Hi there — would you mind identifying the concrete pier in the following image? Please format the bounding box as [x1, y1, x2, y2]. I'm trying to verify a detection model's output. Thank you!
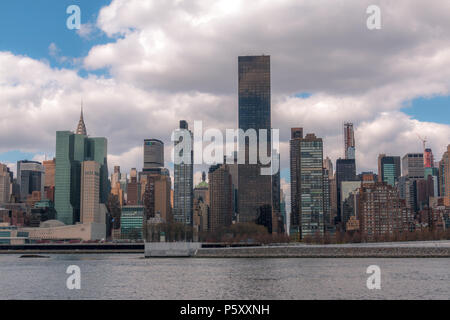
[144, 242, 201, 257]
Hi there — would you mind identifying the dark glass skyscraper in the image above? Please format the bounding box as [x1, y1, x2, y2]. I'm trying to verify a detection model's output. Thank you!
[237, 55, 272, 224]
[378, 155, 401, 187]
[335, 158, 357, 223]
[16, 160, 44, 201]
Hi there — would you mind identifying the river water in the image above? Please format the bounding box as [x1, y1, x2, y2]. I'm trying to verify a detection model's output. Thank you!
[0, 254, 448, 299]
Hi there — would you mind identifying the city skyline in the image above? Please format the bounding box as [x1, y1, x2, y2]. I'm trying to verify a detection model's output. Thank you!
[1, 0, 450, 189]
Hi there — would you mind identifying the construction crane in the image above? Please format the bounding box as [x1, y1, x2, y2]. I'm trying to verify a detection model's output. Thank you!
[417, 134, 427, 151]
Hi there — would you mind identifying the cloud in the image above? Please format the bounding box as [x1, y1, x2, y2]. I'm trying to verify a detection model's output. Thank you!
[1, 0, 450, 214]
[76, 23, 97, 39]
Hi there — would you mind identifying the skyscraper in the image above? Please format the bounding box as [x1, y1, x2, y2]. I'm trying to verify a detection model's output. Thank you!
[127, 168, 139, 205]
[290, 128, 303, 233]
[323, 157, 333, 179]
[144, 139, 164, 169]
[377, 155, 401, 187]
[80, 161, 101, 223]
[424, 148, 434, 168]
[54, 110, 109, 225]
[335, 158, 357, 223]
[76, 107, 87, 135]
[400, 153, 424, 212]
[208, 163, 233, 232]
[402, 153, 424, 179]
[443, 145, 450, 207]
[173, 120, 193, 225]
[238, 55, 272, 224]
[141, 168, 172, 223]
[0, 163, 11, 204]
[111, 166, 121, 187]
[290, 130, 324, 239]
[344, 122, 355, 160]
[43, 159, 56, 202]
[16, 160, 45, 202]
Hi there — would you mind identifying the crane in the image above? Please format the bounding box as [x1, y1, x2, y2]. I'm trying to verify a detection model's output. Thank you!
[417, 134, 427, 151]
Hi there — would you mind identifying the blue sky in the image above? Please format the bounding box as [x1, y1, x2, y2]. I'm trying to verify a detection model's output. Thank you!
[402, 96, 450, 125]
[0, 0, 112, 165]
[0, 0, 449, 178]
[0, 0, 112, 70]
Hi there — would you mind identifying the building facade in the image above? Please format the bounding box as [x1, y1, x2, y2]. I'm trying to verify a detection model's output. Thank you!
[344, 122, 355, 160]
[290, 130, 324, 239]
[0, 164, 11, 204]
[208, 164, 233, 232]
[237, 55, 273, 224]
[173, 120, 194, 225]
[335, 158, 357, 223]
[358, 183, 411, 240]
[144, 139, 164, 169]
[17, 160, 45, 202]
[121, 205, 144, 239]
[80, 161, 101, 224]
[54, 111, 109, 225]
[378, 155, 401, 187]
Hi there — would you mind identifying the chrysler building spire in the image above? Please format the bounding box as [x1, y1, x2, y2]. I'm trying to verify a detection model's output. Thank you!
[76, 101, 87, 135]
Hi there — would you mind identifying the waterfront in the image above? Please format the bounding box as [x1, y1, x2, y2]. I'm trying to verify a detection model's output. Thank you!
[0, 254, 449, 300]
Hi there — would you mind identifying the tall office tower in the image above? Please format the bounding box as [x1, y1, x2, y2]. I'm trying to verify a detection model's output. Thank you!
[290, 130, 324, 239]
[402, 153, 424, 179]
[416, 177, 435, 210]
[401, 153, 424, 212]
[173, 120, 194, 225]
[43, 159, 55, 202]
[344, 122, 355, 160]
[358, 183, 411, 241]
[377, 155, 401, 187]
[127, 168, 139, 205]
[323, 156, 333, 179]
[329, 175, 338, 226]
[335, 158, 357, 223]
[141, 168, 172, 222]
[238, 55, 273, 224]
[323, 167, 332, 232]
[55, 111, 109, 225]
[280, 190, 287, 232]
[16, 160, 45, 202]
[424, 161, 440, 200]
[290, 128, 303, 235]
[443, 145, 450, 207]
[111, 166, 121, 187]
[272, 150, 282, 233]
[208, 163, 233, 232]
[0, 164, 11, 204]
[80, 161, 101, 223]
[144, 139, 164, 169]
[424, 148, 434, 168]
[227, 152, 238, 221]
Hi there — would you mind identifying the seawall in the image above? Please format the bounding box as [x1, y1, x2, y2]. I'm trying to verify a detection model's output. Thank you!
[195, 245, 450, 258]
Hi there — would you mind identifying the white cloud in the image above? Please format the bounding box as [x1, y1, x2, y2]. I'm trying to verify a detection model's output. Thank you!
[76, 23, 97, 39]
[1, 0, 450, 192]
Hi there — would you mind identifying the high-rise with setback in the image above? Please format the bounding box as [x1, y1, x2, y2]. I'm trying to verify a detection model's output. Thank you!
[55, 108, 109, 225]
